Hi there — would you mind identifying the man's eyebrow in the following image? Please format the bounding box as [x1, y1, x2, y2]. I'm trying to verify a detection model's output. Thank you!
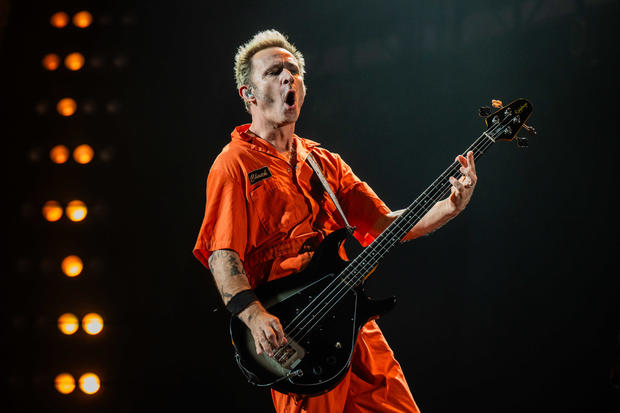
[284, 61, 299, 70]
[263, 63, 281, 73]
[263, 60, 299, 74]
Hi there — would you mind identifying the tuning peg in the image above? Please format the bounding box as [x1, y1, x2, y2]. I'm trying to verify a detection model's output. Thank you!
[480, 99, 503, 116]
[522, 124, 537, 136]
[479, 106, 491, 117]
[515, 137, 528, 148]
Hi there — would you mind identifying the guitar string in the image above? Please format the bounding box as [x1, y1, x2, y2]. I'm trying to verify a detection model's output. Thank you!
[272, 113, 514, 359]
[272, 115, 509, 359]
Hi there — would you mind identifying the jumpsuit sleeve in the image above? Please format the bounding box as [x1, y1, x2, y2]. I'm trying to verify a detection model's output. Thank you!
[193, 167, 248, 269]
[333, 154, 391, 247]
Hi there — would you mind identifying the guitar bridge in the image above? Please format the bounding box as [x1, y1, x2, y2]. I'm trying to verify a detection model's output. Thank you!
[274, 339, 306, 370]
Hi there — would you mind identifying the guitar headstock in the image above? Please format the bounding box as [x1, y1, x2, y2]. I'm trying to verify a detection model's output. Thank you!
[479, 98, 535, 147]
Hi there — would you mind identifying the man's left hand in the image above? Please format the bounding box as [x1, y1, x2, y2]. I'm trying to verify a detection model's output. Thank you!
[448, 150, 477, 213]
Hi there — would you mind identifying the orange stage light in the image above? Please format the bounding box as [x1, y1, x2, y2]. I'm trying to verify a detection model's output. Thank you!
[78, 373, 100, 394]
[73, 144, 94, 164]
[66, 200, 87, 222]
[65, 52, 85, 71]
[50, 145, 70, 164]
[61, 255, 83, 277]
[57, 98, 77, 117]
[42, 54, 60, 70]
[42, 201, 63, 222]
[57, 313, 79, 335]
[55, 373, 76, 394]
[82, 313, 104, 335]
[73, 11, 93, 28]
[50, 12, 69, 28]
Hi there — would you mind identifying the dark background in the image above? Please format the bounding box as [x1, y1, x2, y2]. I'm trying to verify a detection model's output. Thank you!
[2, 1, 619, 412]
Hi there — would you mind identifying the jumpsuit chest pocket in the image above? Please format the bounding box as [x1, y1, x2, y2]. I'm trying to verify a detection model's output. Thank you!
[249, 178, 307, 235]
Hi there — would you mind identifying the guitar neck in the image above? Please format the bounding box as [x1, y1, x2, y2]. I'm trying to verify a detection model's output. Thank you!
[342, 133, 494, 284]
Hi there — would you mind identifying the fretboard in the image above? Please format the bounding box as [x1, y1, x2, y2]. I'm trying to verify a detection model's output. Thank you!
[340, 133, 494, 286]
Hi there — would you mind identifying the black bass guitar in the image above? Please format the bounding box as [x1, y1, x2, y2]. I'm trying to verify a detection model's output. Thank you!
[230, 98, 535, 395]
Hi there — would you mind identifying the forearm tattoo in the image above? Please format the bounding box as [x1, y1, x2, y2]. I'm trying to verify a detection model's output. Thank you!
[208, 250, 248, 303]
[208, 250, 246, 277]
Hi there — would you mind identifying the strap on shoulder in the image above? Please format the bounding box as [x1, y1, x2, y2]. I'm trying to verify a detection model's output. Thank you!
[306, 153, 354, 234]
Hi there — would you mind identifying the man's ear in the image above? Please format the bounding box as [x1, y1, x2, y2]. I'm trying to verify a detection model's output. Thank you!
[240, 86, 255, 102]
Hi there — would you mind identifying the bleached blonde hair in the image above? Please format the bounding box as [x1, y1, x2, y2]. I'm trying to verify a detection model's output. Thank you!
[234, 30, 306, 112]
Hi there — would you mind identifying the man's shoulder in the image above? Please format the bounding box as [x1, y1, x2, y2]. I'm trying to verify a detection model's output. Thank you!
[209, 139, 270, 181]
[211, 141, 244, 168]
[294, 135, 332, 157]
[297, 135, 321, 148]
[307, 142, 343, 164]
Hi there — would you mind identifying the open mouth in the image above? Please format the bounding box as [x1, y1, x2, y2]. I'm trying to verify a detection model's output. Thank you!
[284, 90, 296, 108]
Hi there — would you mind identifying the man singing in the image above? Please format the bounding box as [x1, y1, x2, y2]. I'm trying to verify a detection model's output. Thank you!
[193, 29, 477, 413]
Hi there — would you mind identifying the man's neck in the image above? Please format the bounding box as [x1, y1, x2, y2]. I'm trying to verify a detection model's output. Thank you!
[248, 118, 295, 153]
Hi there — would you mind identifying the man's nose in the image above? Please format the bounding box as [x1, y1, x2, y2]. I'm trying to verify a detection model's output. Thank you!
[280, 69, 294, 85]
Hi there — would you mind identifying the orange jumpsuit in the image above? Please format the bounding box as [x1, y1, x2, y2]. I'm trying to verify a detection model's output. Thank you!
[193, 124, 420, 413]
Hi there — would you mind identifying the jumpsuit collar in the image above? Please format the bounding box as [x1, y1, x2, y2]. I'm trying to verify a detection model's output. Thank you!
[231, 124, 321, 160]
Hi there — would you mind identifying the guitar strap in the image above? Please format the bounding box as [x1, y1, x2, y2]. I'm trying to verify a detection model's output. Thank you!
[306, 152, 355, 234]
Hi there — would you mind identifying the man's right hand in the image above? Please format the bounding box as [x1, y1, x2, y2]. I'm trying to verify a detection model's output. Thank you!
[207, 249, 287, 357]
[238, 301, 287, 357]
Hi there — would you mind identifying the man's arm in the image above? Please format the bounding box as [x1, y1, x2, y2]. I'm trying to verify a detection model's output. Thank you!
[372, 151, 478, 240]
[208, 249, 286, 357]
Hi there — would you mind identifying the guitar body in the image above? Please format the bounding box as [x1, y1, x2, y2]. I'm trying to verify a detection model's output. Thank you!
[230, 228, 396, 396]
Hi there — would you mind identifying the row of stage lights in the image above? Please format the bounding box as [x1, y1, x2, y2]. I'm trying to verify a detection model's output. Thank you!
[46, 9, 101, 398]
[50, 10, 137, 28]
[43, 52, 85, 71]
[42, 52, 128, 71]
[58, 313, 103, 335]
[50, 11, 92, 29]
[49, 144, 94, 164]
[18, 255, 89, 277]
[36, 97, 121, 116]
[43, 200, 87, 222]
[55, 372, 100, 395]
[28, 143, 115, 167]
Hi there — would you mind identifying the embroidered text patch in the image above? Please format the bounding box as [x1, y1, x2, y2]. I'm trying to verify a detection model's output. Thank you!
[248, 166, 272, 185]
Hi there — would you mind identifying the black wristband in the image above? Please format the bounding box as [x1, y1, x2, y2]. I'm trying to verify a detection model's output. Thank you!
[226, 289, 258, 316]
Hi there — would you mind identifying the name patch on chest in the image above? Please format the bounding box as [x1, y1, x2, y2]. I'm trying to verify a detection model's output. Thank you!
[248, 166, 272, 185]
